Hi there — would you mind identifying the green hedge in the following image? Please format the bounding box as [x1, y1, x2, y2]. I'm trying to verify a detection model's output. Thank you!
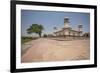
[21, 37, 37, 44]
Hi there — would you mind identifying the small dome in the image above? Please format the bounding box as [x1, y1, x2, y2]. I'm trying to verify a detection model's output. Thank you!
[64, 17, 69, 19]
[78, 24, 83, 28]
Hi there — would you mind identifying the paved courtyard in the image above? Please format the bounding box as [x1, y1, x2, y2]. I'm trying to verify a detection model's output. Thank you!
[21, 38, 90, 63]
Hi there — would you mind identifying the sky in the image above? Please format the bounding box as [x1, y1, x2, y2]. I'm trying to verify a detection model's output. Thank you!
[21, 10, 90, 37]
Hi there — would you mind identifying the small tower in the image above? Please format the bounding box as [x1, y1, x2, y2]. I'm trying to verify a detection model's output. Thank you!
[64, 17, 70, 28]
[78, 24, 83, 36]
[78, 24, 83, 31]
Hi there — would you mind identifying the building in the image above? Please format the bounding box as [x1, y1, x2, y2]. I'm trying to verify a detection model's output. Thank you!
[54, 17, 83, 38]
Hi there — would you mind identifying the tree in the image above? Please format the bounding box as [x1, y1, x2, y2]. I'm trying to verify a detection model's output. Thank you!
[54, 27, 57, 30]
[27, 24, 44, 37]
[43, 34, 47, 37]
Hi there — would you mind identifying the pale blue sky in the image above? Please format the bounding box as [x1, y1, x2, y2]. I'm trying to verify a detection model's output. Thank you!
[21, 10, 90, 37]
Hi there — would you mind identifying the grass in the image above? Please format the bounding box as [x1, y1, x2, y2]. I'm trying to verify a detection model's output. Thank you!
[21, 37, 38, 44]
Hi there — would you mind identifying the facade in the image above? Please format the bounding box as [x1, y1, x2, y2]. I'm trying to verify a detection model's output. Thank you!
[54, 17, 83, 37]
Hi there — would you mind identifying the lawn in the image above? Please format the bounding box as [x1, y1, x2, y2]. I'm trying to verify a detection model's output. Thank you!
[21, 37, 37, 44]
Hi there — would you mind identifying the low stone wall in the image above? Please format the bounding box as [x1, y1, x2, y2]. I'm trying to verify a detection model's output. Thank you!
[47, 36, 90, 41]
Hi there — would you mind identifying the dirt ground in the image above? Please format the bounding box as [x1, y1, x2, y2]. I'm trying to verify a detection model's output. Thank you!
[21, 38, 90, 63]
